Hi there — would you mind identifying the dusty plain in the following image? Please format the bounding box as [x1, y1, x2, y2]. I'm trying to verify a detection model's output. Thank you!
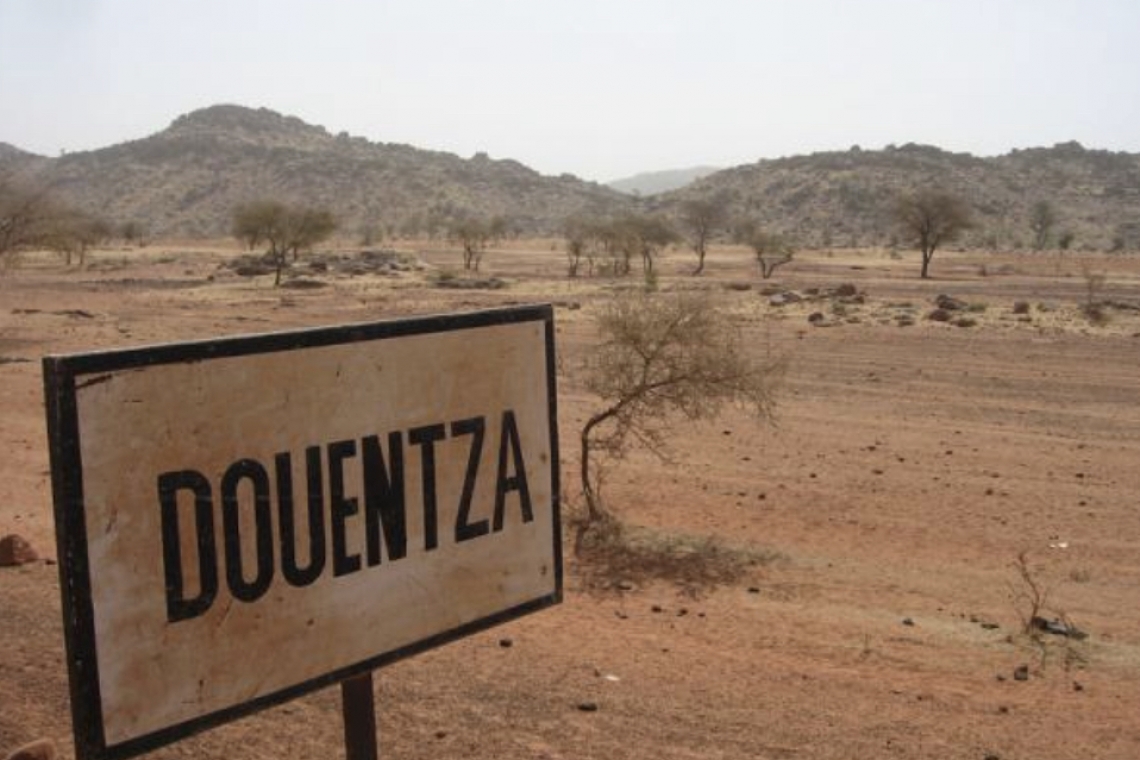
[2, 241, 1140, 760]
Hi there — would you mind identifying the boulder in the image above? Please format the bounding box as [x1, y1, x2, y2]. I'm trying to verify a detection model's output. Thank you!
[0, 535, 38, 567]
[934, 294, 967, 311]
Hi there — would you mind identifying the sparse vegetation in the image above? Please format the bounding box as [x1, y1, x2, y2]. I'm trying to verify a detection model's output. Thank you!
[448, 215, 506, 272]
[679, 194, 730, 275]
[1030, 200, 1057, 251]
[894, 189, 973, 279]
[231, 200, 336, 286]
[578, 291, 781, 526]
[733, 219, 794, 278]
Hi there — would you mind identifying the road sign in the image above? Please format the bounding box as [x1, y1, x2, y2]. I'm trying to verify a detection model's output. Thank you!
[44, 305, 561, 760]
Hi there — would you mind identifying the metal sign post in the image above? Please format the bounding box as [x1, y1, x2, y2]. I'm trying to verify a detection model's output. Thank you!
[341, 674, 378, 760]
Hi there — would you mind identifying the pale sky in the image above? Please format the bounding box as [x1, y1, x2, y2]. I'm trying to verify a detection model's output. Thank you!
[1, 0, 1137, 183]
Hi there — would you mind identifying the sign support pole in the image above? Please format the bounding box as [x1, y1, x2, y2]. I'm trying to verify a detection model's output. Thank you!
[341, 673, 379, 760]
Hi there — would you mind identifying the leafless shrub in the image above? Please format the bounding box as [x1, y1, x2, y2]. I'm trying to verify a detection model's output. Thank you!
[578, 291, 782, 527]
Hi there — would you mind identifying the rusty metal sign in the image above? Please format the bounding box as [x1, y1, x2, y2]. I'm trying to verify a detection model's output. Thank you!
[44, 305, 561, 760]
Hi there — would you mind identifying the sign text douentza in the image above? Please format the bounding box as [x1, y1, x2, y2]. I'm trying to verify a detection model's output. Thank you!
[44, 307, 561, 760]
[160, 410, 534, 622]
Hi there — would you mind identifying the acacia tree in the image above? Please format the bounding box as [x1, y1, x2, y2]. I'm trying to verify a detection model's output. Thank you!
[1, 176, 109, 268]
[0, 176, 56, 266]
[733, 219, 794, 278]
[894, 190, 972, 278]
[613, 213, 676, 275]
[44, 211, 112, 266]
[448, 216, 505, 271]
[680, 194, 729, 275]
[579, 292, 781, 524]
[563, 215, 598, 277]
[1029, 200, 1057, 251]
[232, 200, 336, 285]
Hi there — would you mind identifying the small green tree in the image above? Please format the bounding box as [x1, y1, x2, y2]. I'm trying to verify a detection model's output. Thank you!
[680, 194, 730, 275]
[894, 190, 972, 279]
[563, 215, 598, 277]
[0, 176, 56, 267]
[44, 211, 112, 266]
[232, 201, 336, 285]
[448, 216, 498, 271]
[613, 213, 676, 275]
[733, 219, 794, 278]
[1029, 200, 1057, 251]
[579, 292, 781, 524]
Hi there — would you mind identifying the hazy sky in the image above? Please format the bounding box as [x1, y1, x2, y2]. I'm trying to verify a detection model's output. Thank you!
[1, 0, 1137, 182]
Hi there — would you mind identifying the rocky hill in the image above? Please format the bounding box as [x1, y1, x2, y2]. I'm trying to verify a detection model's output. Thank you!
[2, 107, 1137, 251]
[652, 142, 1140, 251]
[0, 105, 630, 238]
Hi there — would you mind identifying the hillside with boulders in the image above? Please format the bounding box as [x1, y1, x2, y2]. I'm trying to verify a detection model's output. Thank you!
[653, 142, 1140, 251]
[0, 105, 631, 239]
[2, 106, 1138, 250]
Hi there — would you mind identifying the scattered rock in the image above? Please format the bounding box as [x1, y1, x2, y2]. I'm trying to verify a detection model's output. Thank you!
[833, 283, 858, 298]
[953, 317, 977, 328]
[768, 291, 802, 306]
[1013, 664, 1030, 682]
[747, 587, 761, 594]
[3, 739, 56, 760]
[1012, 301, 1030, 315]
[576, 701, 599, 713]
[280, 277, 327, 289]
[807, 312, 825, 324]
[934, 294, 967, 311]
[498, 638, 513, 648]
[901, 617, 915, 627]
[927, 308, 952, 322]
[651, 605, 664, 613]
[1030, 616, 1088, 640]
[616, 580, 636, 591]
[0, 534, 38, 567]
[434, 275, 508, 290]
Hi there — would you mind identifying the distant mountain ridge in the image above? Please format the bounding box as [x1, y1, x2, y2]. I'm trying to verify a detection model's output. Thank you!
[1, 104, 630, 238]
[608, 166, 721, 196]
[2, 106, 1137, 250]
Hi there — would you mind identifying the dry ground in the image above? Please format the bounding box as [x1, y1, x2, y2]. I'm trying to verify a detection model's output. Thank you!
[3, 241, 1140, 760]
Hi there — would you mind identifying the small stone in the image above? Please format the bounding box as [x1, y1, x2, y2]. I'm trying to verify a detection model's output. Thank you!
[434, 730, 448, 740]
[651, 605, 663, 613]
[576, 701, 599, 712]
[1073, 681, 1084, 692]
[498, 638, 513, 648]
[901, 618, 915, 627]
[0, 534, 39, 567]
[4, 739, 56, 760]
[747, 587, 761, 594]
[616, 580, 635, 591]
[1013, 664, 1030, 681]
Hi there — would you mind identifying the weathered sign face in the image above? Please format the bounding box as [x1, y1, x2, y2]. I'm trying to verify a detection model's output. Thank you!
[44, 306, 561, 760]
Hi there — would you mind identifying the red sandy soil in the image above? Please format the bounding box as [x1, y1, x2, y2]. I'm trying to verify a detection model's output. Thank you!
[2, 242, 1140, 760]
